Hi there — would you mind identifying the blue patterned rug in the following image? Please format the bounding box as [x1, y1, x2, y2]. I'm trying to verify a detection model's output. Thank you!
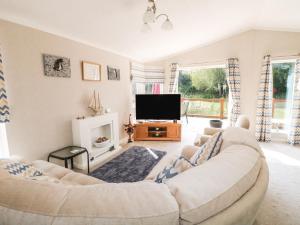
[90, 146, 166, 183]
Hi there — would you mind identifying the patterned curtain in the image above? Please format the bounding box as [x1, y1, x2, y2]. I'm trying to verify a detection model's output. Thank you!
[168, 63, 179, 94]
[0, 50, 9, 123]
[226, 58, 241, 126]
[288, 59, 300, 144]
[255, 55, 272, 142]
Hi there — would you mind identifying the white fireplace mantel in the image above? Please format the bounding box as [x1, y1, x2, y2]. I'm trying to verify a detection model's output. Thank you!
[72, 112, 120, 169]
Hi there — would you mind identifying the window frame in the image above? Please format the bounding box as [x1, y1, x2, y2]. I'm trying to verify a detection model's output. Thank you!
[271, 58, 296, 135]
[0, 123, 9, 159]
[178, 63, 229, 119]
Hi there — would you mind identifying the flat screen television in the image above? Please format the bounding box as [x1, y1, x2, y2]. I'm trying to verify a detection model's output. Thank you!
[135, 94, 181, 120]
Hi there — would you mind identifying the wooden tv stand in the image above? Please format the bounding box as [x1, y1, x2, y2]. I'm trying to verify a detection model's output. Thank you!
[134, 122, 181, 141]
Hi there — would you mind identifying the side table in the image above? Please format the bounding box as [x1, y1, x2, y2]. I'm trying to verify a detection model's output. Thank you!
[48, 146, 90, 174]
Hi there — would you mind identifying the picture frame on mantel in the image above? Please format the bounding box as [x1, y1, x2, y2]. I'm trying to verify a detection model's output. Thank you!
[82, 61, 101, 81]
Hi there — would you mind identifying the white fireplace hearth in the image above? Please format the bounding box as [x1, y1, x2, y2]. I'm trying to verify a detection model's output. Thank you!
[72, 113, 120, 170]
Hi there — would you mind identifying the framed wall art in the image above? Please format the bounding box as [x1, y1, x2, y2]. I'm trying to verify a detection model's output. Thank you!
[43, 54, 71, 78]
[107, 66, 120, 81]
[82, 61, 101, 81]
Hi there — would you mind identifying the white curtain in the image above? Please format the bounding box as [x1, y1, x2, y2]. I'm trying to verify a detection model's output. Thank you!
[0, 124, 9, 158]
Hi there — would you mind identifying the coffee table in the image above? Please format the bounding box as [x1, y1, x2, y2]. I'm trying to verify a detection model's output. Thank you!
[48, 146, 90, 173]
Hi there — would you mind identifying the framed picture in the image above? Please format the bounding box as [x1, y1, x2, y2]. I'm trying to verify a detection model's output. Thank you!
[107, 66, 120, 80]
[43, 54, 71, 78]
[82, 61, 101, 81]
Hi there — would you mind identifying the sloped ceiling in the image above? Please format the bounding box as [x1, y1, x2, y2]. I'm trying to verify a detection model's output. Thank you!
[0, 0, 300, 62]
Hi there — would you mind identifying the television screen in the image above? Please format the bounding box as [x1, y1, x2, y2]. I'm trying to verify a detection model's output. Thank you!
[135, 94, 181, 120]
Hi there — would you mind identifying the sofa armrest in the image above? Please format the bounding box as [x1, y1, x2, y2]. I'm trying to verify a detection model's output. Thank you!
[204, 127, 223, 135]
[181, 145, 200, 160]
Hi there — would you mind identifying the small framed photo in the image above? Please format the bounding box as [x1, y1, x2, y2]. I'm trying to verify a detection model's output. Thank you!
[107, 66, 120, 80]
[82, 61, 101, 81]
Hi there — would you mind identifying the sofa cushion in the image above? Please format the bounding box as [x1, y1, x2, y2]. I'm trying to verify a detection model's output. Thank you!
[31, 160, 73, 179]
[0, 159, 43, 177]
[166, 144, 261, 224]
[190, 132, 223, 165]
[30, 160, 105, 185]
[155, 156, 194, 183]
[204, 127, 223, 135]
[0, 177, 179, 225]
[221, 127, 264, 157]
[60, 172, 105, 185]
[181, 145, 200, 160]
[146, 153, 179, 180]
[180, 159, 269, 225]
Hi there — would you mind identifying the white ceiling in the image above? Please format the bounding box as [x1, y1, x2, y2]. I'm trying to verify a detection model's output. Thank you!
[0, 0, 300, 62]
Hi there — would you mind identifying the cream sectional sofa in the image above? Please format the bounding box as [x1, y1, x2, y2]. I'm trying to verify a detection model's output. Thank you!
[0, 127, 268, 225]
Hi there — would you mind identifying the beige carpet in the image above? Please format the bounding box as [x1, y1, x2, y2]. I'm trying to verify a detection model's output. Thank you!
[255, 142, 300, 225]
[124, 125, 300, 225]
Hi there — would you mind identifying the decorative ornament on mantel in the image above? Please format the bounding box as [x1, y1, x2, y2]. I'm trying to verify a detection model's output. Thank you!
[142, 0, 173, 32]
[124, 114, 135, 143]
[88, 90, 104, 116]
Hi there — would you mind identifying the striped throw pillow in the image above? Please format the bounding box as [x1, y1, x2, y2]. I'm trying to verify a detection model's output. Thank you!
[155, 156, 195, 183]
[190, 132, 223, 165]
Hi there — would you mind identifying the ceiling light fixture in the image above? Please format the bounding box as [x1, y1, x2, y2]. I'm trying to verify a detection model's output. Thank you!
[142, 0, 173, 32]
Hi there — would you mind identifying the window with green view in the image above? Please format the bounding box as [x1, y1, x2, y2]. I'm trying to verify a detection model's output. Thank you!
[178, 67, 229, 118]
[272, 61, 295, 132]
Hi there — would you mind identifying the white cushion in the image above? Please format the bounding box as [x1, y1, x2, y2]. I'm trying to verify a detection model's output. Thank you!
[166, 144, 261, 224]
[221, 127, 264, 157]
[235, 115, 250, 129]
[183, 159, 269, 225]
[32, 160, 73, 179]
[0, 178, 179, 225]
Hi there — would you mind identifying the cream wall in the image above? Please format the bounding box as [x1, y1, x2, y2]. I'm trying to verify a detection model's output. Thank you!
[148, 30, 300, 133]
[1, 18, 300, 160]
[0, 19, 132, 160]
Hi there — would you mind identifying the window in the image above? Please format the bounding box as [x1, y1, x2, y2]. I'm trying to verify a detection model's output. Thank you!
[131, 63, 165, 97]
[132, 82, 164, 111]
[0, 124, 9, 158]
[134, 82, 164, 95]
[178, 65, 229, 119]
[272, 60, 296, 133]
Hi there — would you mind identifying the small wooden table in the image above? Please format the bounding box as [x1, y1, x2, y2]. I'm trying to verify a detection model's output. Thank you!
[48, 146, 90, 174]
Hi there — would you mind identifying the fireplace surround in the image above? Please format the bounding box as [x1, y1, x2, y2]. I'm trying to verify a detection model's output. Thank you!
[72, 113, 120, 170]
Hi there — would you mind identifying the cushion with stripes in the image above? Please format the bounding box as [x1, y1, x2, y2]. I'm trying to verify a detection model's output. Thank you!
[190, 132, 223, 165]
[155, 156, 195, 183]
[1, 160, 43, 177]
